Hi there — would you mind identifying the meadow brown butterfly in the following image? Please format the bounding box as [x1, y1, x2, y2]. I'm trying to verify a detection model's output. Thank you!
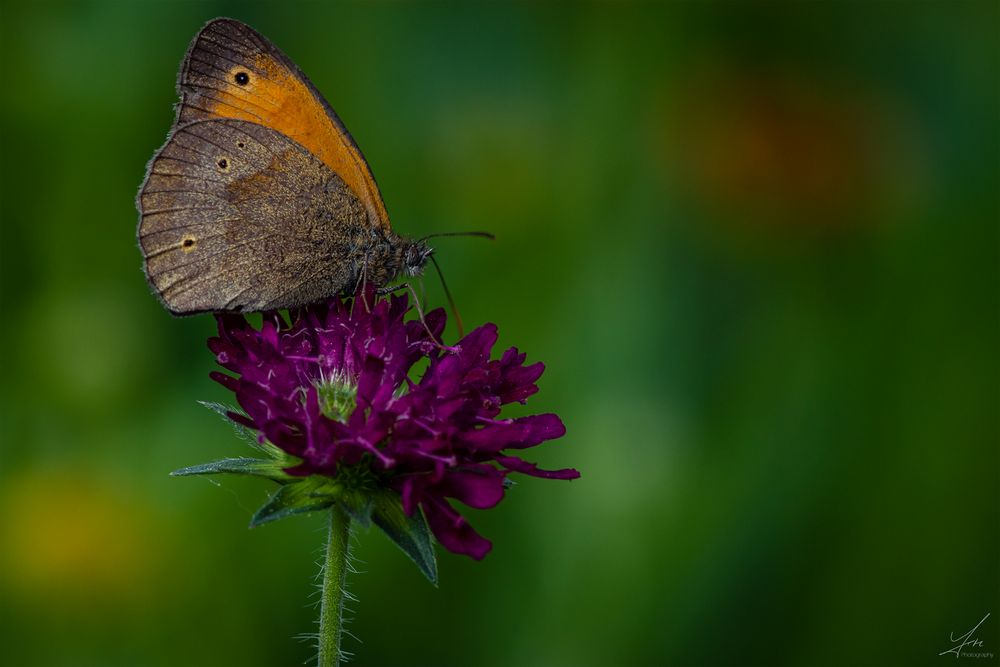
[137, 17, 432, 314]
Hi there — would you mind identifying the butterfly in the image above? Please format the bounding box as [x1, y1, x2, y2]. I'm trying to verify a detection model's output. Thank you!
[136, 17, 432, 314]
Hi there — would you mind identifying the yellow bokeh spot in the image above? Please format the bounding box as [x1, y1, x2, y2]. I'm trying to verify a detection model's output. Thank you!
[0, 470, 160, 608]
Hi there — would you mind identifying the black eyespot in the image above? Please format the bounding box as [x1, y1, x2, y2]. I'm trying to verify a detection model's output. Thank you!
[182, 238, 195, 249]
[217, 158, 228, 169]
[236, 141, 245, 149]
[234, 71, 249, 85]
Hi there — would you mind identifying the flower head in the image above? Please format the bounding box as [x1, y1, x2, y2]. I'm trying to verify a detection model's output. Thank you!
[207, 288, 578, 559]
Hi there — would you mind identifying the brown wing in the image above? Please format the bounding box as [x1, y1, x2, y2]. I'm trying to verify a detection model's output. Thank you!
[174, 17, 391, 233]
[137, 119, 367, 314]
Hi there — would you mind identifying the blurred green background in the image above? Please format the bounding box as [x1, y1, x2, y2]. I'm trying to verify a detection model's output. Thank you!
[1, 2, 997, 666]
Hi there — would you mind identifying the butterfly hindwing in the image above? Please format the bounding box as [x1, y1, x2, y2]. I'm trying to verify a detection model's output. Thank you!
[138, 119, 367, 314]
[175, 18, 391, 232]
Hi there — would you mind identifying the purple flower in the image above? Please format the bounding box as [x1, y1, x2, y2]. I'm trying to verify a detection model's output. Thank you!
[207, 288, 579, 559]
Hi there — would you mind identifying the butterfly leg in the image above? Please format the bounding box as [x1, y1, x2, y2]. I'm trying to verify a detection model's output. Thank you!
[351, 249, 373, 315]
[380, 282, 452, 351]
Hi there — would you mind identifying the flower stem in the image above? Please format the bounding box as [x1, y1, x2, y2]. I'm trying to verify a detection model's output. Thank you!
[318, 504, 350, 667]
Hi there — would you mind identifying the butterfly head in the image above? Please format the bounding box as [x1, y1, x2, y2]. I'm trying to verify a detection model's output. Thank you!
[404, 239, 433, 277]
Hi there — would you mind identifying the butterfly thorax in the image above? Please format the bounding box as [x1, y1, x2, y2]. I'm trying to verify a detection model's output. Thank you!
[306, 167, 429, 293]
[355, 233, 431, 287]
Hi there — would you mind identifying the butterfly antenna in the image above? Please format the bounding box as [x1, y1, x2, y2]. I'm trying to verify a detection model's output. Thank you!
[419, 231, 496, 242]
[360, 254, 372, 313]
[429, 254, 464, 337]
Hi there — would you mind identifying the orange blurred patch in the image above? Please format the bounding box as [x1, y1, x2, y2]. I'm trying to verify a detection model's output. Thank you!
[658, 63, 922, 236]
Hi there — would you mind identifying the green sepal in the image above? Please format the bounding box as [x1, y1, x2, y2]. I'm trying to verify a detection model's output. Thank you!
[340, 491, 374, 528]
[370, 489, 438, 586]
[199, 401, 256, 440]
[198, 401, 288, 459]
[174, 402, 301, 480]
[171, 457, 296, 482]
[250, 476, 343, 528]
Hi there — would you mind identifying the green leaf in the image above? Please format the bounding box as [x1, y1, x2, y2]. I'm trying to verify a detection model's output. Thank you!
[250, 477, 343, 527]
[170, 457, 295, 482]
[371, 490, 438, 586]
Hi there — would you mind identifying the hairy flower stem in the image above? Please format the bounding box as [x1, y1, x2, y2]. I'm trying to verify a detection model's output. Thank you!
[318, 504, 350, 667]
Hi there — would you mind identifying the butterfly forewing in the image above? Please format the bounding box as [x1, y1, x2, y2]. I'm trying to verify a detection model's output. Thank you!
[175, 18, 391, 232]
[138, 119, 366, 314]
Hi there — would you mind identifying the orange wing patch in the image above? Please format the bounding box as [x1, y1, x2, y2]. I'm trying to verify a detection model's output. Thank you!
[176, 18, 391, 232]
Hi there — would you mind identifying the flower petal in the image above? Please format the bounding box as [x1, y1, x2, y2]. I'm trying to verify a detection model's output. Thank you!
[209, 371, 240, 392]
[440, 465, 506, 509]
[496, 455, 581, 480]
[421, 497, 492, 560]
[463, 414, 566, 451]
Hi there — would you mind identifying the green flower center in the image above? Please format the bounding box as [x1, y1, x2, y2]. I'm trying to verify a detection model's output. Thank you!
[312, 377, 379, 494]
[315, 375, 357, 423]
